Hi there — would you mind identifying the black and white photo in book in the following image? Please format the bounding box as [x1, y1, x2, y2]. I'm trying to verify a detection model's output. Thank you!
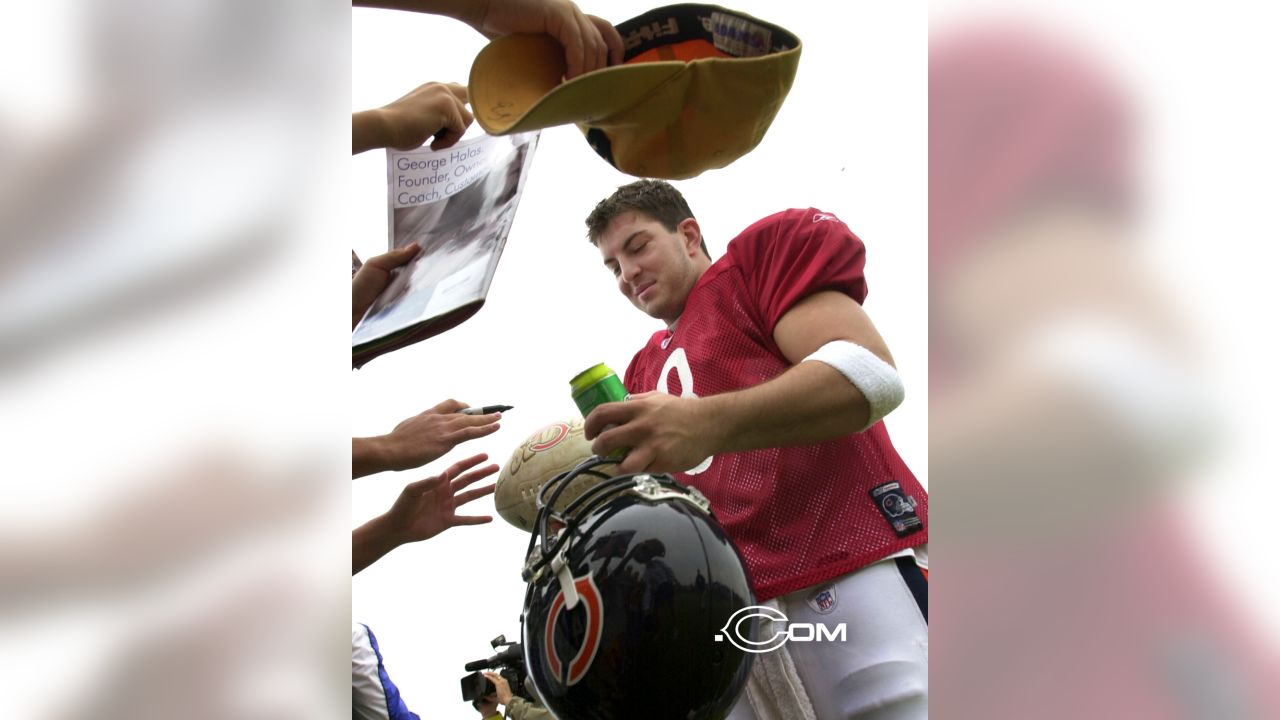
[352, 131, 538, 366]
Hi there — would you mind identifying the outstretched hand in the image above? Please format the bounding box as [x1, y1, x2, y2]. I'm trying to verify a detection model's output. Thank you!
[353, 453, 499, 574]
[352, 81, 474, 154]
[352, 243, 420, 328]
[470, 0, 624, 79]
[354, 399, 502, 478]
[382, 453, 499, 545]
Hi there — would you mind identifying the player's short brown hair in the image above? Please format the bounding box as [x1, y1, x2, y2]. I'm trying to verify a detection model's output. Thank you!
[585, 180, 710, 258]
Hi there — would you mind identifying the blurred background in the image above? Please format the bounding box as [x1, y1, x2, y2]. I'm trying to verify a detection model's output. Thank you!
[0, 1, 350, 718]
[930, 0, 1279, 717]
[1, 0, 1275, 717]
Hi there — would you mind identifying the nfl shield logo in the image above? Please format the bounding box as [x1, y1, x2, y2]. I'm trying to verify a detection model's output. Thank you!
[808, 586, 837, 614]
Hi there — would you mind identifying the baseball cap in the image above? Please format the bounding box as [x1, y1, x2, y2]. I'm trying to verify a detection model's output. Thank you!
[468, 4, 801, 180]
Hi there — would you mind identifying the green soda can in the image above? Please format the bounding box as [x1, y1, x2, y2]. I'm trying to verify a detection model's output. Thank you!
[570, 363, 629, 419]
[571, 363, 630, 459]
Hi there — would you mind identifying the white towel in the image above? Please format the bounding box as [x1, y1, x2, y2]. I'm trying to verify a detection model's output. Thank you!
[744, 600, 817, 720]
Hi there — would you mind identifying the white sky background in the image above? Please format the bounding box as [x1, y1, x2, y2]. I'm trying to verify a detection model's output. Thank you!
[352, 2, 927, 716]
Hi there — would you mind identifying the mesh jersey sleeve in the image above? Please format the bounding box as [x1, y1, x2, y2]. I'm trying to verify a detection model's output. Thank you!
[730, 208, 868, 335]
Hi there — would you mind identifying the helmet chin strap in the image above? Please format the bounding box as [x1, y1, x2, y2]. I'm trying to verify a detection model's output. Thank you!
[551, 550, 580, 609]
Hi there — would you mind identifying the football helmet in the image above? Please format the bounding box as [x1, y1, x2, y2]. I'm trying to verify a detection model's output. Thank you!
[520, 455, 755, 719]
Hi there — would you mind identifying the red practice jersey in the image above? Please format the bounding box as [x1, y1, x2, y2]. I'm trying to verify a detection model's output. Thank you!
[623, 208, 928, 601]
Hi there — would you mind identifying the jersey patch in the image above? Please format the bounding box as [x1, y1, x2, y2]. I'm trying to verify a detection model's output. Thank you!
[870, 481, 923, 538]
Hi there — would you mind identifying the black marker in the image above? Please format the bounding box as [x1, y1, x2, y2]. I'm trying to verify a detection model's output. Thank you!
[459, 405, 513, 415]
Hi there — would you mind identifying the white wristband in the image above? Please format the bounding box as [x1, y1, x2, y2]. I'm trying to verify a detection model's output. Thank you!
[804, 340, 905, 430]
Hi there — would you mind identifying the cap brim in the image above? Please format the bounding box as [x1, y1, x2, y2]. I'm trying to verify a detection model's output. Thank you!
[470, 33, 688, 135]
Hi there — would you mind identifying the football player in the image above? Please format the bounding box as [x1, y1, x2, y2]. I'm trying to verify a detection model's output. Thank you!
[583, 180, 929, 720]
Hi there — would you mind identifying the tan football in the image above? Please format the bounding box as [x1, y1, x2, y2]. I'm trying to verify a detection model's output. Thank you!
[495, 418, 612, 532]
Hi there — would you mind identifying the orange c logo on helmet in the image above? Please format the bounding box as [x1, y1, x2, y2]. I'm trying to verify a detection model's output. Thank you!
[543, 574, 604, 686]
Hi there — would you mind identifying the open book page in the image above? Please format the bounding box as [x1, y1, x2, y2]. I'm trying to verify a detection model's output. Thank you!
[352, 131, 538, 357]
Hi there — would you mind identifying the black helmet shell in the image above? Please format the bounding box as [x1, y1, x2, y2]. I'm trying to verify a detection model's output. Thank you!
[522, 461, 755, 720]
